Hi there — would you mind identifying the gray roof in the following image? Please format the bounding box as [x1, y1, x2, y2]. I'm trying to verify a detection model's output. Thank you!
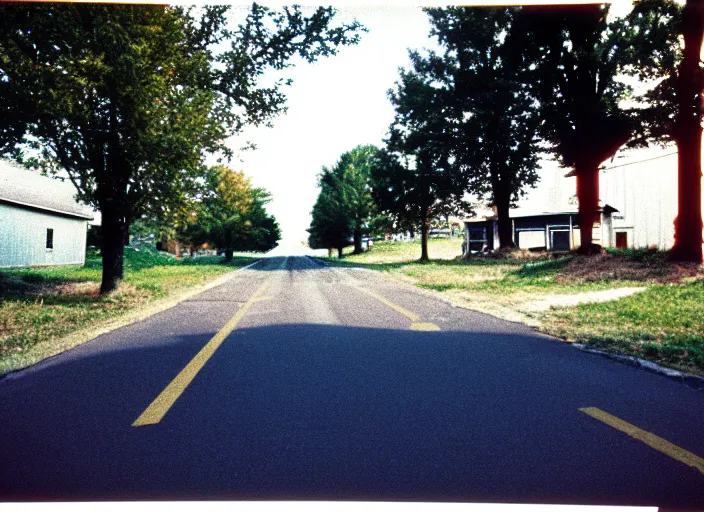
[0, 159, 94, 220]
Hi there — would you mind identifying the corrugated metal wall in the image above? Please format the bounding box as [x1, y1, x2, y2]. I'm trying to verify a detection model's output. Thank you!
[0, 204, 88, 267]
[601, 152, 679, 250]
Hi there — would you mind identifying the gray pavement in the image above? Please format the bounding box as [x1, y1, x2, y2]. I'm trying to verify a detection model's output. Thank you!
[1, 256, 703, 505]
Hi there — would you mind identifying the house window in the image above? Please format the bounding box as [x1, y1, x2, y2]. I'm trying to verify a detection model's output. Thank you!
[616, 231, 628, 249]
[46, 228, 54, 250]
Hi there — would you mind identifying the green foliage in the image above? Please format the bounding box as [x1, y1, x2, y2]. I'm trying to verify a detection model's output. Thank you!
[308, 145, 380, 251]
[512, 5, 636, 166]
[379, 36, 472, 259]
[370, 147, 467, 260]
[617, 0, 683, 145]
[0, 247, 256, 370]
[416, 8, 542, 247]
[604, 247, 663, 264]
[519, 256, 574, 277]
[308, 166, 352, 251]
[181, 166, 281, 256]
[367, 214, 397, 239]
[339, 145, 379, 236]
[0, 3, 363, 291]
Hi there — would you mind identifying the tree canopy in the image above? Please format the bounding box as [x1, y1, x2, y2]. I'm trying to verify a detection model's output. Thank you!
[618, 0, 703, 262]
[307, 144, 380, 256]
[412, 7, 542, 249]
[0, 3, 363, 291]
[379, 58, 470, 262]
[308, 166, 353, 257]
[189, 166, 281, 259]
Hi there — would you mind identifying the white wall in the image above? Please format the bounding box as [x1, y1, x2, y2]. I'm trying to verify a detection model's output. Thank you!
[0, 204, 88, 268]
[600, 151, 679, 250]
[518, 142, 704, 251]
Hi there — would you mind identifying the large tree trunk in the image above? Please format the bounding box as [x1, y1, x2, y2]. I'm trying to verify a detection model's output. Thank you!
[420, 216, 430, 262]
[495, 183, 515, 250]
[337, 247, 343, 258]
[353, 229, 363, 254]
[673, 131, 703, 262]
[224, 248, 234, 261]
[99, 206, 126, 294]
[575, 161, 601, 255]
[672, 0, 704, 263]
[328, 248, 334, 258]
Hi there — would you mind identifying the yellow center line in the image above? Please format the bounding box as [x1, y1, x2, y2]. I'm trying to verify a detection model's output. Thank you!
[352, 286, 440, 331]
[579, 407, 704, 477]
[411, 322, 441, 331]
[132, 279, 271, 427]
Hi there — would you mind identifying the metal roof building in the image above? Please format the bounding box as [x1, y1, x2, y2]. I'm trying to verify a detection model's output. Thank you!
[0, 159, 93, 268]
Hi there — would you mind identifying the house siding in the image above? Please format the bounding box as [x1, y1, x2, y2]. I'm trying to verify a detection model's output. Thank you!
[0, 204, 87, 268]
[600, 152, 680, 250]
[513, 140, 704, 252]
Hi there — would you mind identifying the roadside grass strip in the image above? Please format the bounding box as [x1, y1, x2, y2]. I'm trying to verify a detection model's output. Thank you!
[579, 407, 704, 477]
[352, 286, 440, 331]
[132, 279, 270, 427]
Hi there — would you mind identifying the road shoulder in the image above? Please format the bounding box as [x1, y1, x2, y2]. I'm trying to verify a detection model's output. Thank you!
[0, 259, 261, 378]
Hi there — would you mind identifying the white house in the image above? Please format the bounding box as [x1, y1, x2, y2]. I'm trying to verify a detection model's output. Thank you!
[0, 159, 93, 268]
[464, 139, 704, 253]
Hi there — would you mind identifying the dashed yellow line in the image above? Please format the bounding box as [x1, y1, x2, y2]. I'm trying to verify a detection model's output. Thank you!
[411, 322, 441, 331]
[132, 280, 270, 427]
[579, 407, 704, 477]
[353, 286, 440, 331]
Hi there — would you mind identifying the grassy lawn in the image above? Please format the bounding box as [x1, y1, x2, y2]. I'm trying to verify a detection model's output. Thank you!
[0, 248, 257, 374]
[328, 240, 704, 375]
[333, 237, 464, 267]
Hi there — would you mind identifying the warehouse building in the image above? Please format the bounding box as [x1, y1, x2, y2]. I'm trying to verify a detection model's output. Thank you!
[0, 159, 93, 268]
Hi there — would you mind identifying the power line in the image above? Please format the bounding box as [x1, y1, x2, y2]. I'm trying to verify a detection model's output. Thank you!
[601, 151, 678, 171]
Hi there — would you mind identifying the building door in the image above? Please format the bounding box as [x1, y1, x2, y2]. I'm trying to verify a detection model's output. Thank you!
[550, 230, 571, 251]
[616, 231, 628, 248]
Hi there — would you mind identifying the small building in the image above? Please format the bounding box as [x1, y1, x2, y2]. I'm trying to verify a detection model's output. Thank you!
[464, 205, 618, 253]
[464, 137, 704, 254]
[0, 159, 93, 268]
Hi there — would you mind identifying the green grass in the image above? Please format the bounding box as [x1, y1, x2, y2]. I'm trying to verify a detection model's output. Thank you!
[543, 280, 704, 373]
[335, 237, 464, 264]
[0, 248, 257, 370]
[328, 239, 704, 374]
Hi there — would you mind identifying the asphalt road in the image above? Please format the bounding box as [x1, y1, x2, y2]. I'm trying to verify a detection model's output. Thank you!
[1, 256, 703, 506]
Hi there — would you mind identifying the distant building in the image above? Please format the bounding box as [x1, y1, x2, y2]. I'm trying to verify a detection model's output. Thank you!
[0, 159, 94, 268]
[464, 140, 704, 254]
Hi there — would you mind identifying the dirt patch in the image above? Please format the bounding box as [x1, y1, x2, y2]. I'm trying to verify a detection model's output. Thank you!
[51, 282, 100, 296]
[524, 287, 647, 312]
[555, 253, 702, 284]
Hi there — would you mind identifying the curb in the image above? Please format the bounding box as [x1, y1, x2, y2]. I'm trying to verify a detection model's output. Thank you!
[573, 343, 704, 390]
[0, 258, 262, 380]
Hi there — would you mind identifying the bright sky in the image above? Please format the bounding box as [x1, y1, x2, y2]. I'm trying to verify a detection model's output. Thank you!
[225, 6, 434, 244]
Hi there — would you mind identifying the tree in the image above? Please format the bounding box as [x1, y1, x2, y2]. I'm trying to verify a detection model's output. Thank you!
[512, 5, 635, 254]
[189, 166, 280, 260]
[380, 62, 470, 262]
[671, 0, 703, 262]
[0, 3, 362, 292]
[308, 165, 352, 258]
[307, 145, 379, 256]
[337, 145, 379, 254]
[417, 7, 541, 250]
[367, 213, 398, 240]
[240, 187, 282, 253]
[620, 0, 703, 263]
[371, 148, 468, 263]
